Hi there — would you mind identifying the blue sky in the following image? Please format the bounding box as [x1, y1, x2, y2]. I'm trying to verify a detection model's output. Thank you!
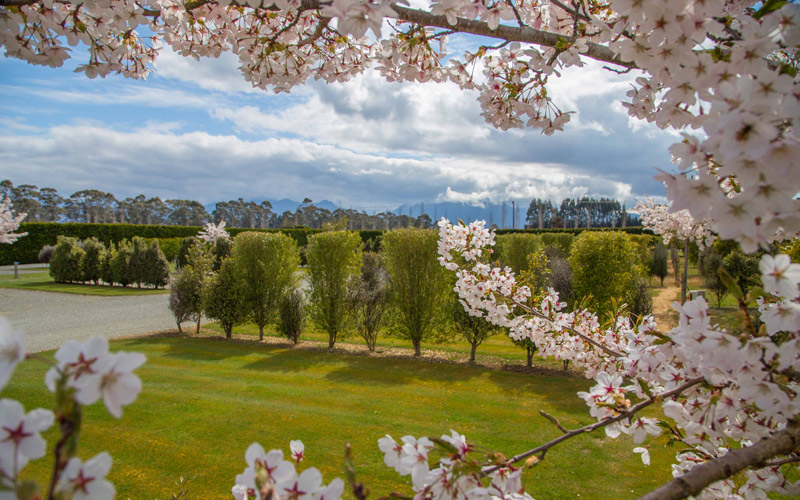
[0, 33, 678, 211]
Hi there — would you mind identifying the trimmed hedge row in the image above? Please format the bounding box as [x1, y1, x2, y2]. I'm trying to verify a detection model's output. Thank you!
[0, 223, 320, 265]
[0, 222, 647, 265]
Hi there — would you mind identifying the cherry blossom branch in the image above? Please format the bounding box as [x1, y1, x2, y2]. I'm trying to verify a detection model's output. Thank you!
[390, 5, 634, 68]
[0, 0, 635, 69]
[638, 420, 800, 500]
[483, 377, 706, 473]
[507, 295, 624, 358]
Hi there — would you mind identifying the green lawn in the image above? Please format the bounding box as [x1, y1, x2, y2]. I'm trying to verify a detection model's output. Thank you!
[203, 320, 572, 370]
[0, 271, 169, 296]
[4, 335, 675, 499]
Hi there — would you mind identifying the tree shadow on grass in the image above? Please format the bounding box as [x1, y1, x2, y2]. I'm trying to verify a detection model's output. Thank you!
[122, 332, 252, 362]
[122, 332, 589, 398]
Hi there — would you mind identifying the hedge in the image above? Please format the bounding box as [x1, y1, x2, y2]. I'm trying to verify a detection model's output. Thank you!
[0, 223, 321, 265]
[0, 222, 649, 265]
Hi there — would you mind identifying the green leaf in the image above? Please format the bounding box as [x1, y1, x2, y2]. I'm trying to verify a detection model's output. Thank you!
[753, 0, 788, 19]
[430, 437, 459, 455]
[718, 267, 744, 300]
[16, 480, 42, 500]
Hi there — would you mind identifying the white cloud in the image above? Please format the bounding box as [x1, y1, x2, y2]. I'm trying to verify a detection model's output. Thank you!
[0, 123, 639, 207]
[153, 48, 262, 94]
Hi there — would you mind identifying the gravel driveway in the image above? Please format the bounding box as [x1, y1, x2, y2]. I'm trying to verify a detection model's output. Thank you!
[0, 288, 177, 352]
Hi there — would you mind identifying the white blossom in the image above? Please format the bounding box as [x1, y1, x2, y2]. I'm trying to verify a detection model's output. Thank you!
[0, 317, 24, 391]
[0, 399, 54, 479]
[56, 452, 115, 500]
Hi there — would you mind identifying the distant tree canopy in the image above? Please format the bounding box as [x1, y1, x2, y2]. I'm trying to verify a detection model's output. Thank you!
[525, 197, 638, 230]
[2, 179, 638, 232]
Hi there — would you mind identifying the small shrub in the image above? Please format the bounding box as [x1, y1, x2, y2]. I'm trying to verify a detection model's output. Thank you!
[204, 259, 247, 338]
[168, 273, 195, 332]
[278, 289, 306, 344]
[182, 243, 215, 333]
[650, 242, 668, 287]
[156, 237, 182, 263]
[101, 243, 115, 285]
[128, 236, 150, 288]
[630, 279, 653, 319]
[213, 237, 233, 271]
[450, 298, 499, 363]
[547, 256, 573, 304]
[81, 237, 106, 285]
[494, 233, 541, 273]
[144, 242, 170, 289]
[699, 245, 727, 307]
[346, 252, 389, 351]
[569, 232, 644, 318]
[49, 236, 84, 283]
[38, 245, 55, 264]
[518, 250, 550, 296]
[539, 233, 574, 257]
[176, 237, 198, 269]
[722, 250, 761, 296]
[111, 239, 134, 287]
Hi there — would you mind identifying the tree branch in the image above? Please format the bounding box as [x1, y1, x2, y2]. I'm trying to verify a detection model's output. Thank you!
[0, 0, 636, 69]
[390, 5, 634, 69]
[482, 377, 706, 474]
[638, 419, 800, 500]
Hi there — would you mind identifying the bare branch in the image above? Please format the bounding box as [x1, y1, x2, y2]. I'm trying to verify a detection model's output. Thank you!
[638, 420, 800, 500]
[603, 65, 633, 74]
[297, 16, 331, 46]
[483, 377, 706, 474]
[539, 410, 568, 434]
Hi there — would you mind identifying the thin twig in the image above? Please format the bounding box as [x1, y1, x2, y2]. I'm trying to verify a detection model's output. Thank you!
[482, 377, 706, 474]
[539, 410, 568, 434]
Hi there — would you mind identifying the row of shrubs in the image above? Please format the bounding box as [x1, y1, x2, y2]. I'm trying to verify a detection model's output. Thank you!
[169, 229, 656, 362]
[3, 221, 648, 265]
[45, 236, 170, 288]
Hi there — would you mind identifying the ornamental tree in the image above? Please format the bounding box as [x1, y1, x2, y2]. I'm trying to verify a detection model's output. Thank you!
[232, 231, 300, 341]
[383, 228, 451, 356]
[635, 198, 715, 303]
[306, 230, 363, 348]
[0, 195, 27, 244]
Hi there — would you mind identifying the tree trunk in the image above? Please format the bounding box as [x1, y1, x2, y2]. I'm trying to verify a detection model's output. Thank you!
[526, 347, 533, 367]
[225, 326, 232, 339]
[469, 342, 477, 363]
[328, 333, 336, 349]
[176, 322, 183, 333]
[259, 324, 264, 342]
[195, 316, 201, 335]
[682, 239, 689, 304]
[413, 339, 421, 356]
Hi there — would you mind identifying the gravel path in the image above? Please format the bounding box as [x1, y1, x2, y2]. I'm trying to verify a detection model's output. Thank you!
[0, 288, 177, 352]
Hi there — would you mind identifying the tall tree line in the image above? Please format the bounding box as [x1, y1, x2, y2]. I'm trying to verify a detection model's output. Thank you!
[525, 197, 638, 229]
[0, 180, 433, 230]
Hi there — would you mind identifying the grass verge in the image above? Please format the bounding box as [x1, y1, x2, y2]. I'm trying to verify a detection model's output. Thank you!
[0, 271, 168, 296]
[4, 334, 674, 499]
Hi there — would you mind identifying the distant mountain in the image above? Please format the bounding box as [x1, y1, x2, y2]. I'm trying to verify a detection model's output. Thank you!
[394, 201, 530, 229]
[269, 198, 338, 214]
[203, 198, 339, 216]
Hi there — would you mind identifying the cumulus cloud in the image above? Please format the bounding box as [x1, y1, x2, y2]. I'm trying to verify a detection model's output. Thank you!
[0, 124, 638, 207]
[0, 44, 680, 207]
